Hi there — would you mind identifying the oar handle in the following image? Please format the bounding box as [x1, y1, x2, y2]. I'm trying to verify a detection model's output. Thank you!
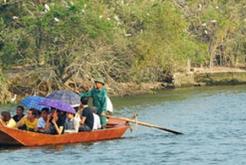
[107, 115, 183, 135]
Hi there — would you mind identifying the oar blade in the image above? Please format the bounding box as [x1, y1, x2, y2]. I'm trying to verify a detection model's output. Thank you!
[158, 127, 183, 135]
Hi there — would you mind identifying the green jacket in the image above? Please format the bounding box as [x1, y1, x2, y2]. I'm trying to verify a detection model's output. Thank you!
[80, 87, 107, 114]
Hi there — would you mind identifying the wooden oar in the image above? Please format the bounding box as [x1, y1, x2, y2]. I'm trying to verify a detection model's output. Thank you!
[107, 115, 183, 135]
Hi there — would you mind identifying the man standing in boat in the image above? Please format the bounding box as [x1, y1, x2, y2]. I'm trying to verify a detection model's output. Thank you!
[79, 77, 108, 128]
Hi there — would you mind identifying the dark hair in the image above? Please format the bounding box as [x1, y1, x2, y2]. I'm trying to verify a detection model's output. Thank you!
[17, 105, 24, 111]
[1, 111, 11, 121]
[41, 107, 49, 113]
[29, 108, 36, 117]
[74, 107, 79, 112]
[80, 97, 89, 105]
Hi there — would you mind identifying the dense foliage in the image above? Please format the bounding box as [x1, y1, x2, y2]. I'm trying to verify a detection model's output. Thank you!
[0, 0, 245, 98]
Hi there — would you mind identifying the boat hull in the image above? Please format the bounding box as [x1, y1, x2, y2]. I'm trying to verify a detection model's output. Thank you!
[0, 119, 129, 147]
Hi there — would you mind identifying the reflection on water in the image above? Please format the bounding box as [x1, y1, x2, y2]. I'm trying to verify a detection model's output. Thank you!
[0, 85, 246, 165]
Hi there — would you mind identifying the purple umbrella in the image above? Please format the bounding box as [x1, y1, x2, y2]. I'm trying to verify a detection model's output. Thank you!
[39, 98, 76, 114]
[46, 90, 80, 107]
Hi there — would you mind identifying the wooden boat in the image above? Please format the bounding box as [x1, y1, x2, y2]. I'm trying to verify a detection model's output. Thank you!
[0, 118, 129, 147]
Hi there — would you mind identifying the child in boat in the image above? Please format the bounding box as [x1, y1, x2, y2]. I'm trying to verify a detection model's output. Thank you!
[16, 109, 38, 131]
[78, 97, 94, 131]
[13, 105, 25, 122]
[64, 112, 80, 133]
[0, 111, 16, 128]
[48, 109, 65, 135]
[35, 108, 50, 133]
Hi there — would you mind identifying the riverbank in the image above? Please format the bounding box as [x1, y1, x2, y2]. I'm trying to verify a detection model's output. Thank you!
[1, 66, 246, 104]
[111, 67, 246, 96]
[174, 67, 246, 87]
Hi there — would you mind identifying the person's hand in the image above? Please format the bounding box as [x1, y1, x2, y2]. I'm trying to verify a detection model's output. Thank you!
[101, 111, 106, 117]
[47, 114, 52, 121]
[82, 85, 91, 91]
[75, 90, 80, 94]
[51, 118, 56, 124]
[0, 119, 4, 125]
[51, 115, 57, 124]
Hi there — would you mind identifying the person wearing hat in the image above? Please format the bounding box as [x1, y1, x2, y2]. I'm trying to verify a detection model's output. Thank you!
[80, 77, 108, 128]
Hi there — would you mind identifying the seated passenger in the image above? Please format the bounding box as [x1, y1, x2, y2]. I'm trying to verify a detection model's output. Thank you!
[36, 108, 50, 133]
[49, 109, 65, 135]
[64, 112, 80, 133]
[16, 109, 38, 131]
[0, 111, 16, 128]
[79, 97, 94, 132]
[13, 105, 25, 122]
[91, 107, 101, 130]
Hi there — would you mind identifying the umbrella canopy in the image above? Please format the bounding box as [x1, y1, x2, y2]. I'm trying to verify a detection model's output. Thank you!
[39, 98, 76, 114]
[46, 90, 80, 107]
[20, 96, 48, 111]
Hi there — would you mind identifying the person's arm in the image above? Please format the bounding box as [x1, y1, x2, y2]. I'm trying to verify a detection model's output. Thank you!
[44, 114, 51, 131]
[80, 88, 93, 98]
[74, 118, 81, 132]
[35, 118, 43, 130]
[44, 120, 51, 131]
[52, 119, 64, 135]
[80, 116, 86, 125]
[16, 117, 25, 128]
[0, 118, 5, 126]
[35, 118, 50, 132]
[101, 90, 107, 113]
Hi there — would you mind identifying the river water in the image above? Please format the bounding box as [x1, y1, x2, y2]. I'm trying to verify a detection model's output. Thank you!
[0, 85, 246, 165]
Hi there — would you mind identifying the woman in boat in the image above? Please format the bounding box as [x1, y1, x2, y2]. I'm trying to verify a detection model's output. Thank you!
[49, 109, 65, 135]
[0, 111, 16, 128]
[35, 108, 51, 133]
[79, 77, 108, 128]
[16, 109, 38, 131]
[64, 112, 80, 133]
